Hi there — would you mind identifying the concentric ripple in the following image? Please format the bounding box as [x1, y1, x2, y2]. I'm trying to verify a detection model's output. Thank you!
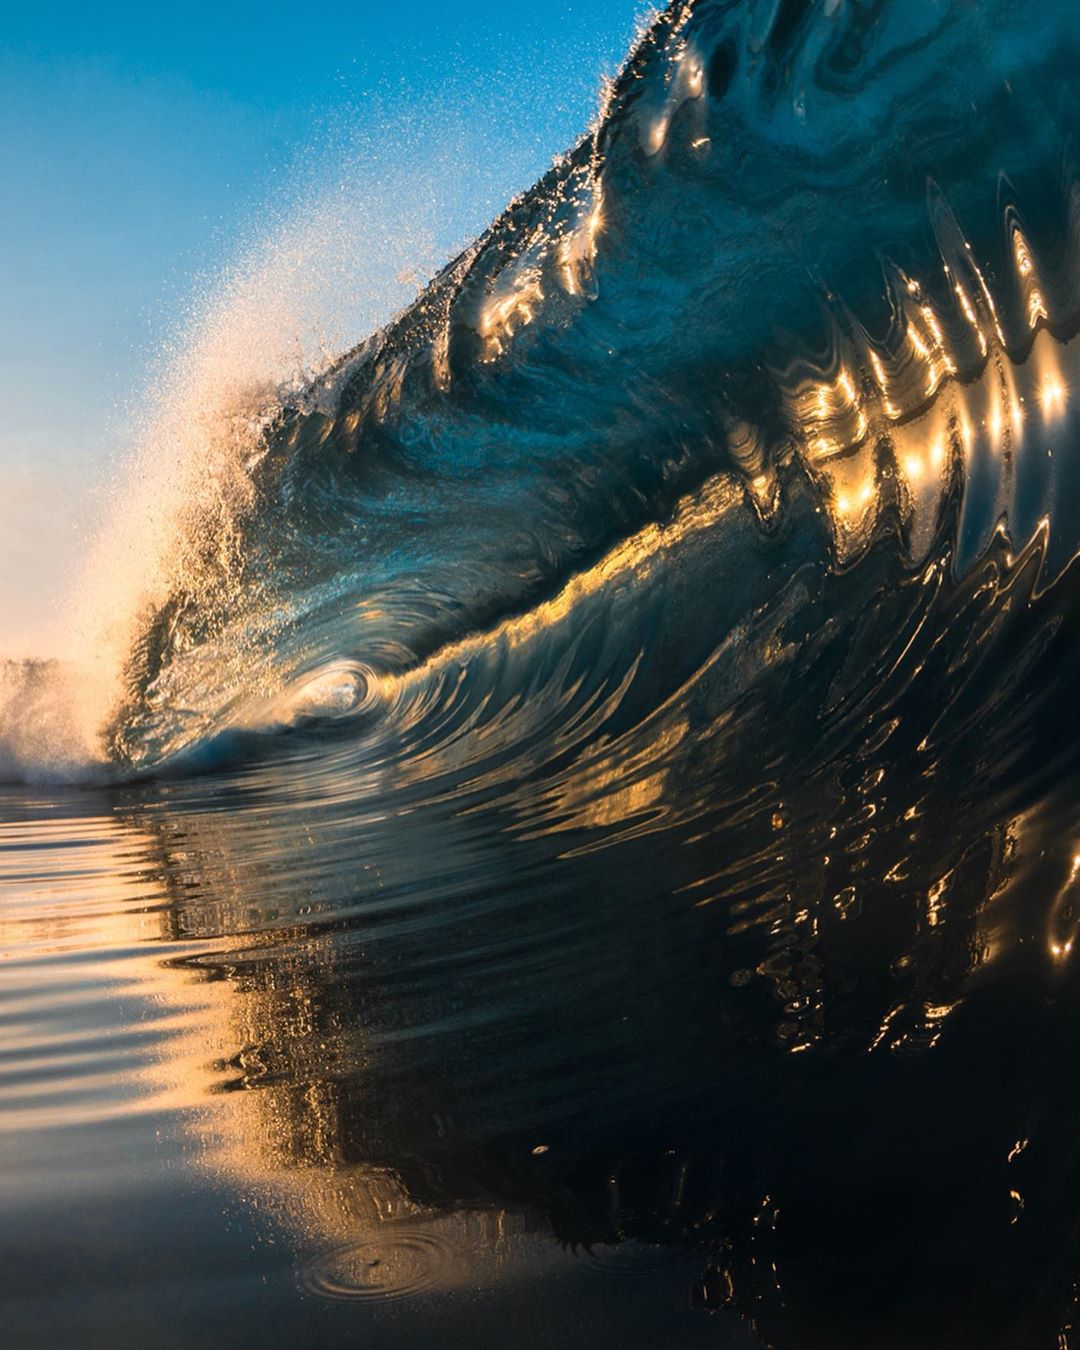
[299, 1226, 456, 1303]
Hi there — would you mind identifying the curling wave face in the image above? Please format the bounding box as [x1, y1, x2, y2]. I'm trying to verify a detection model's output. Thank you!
[97, 0, 1080, 782]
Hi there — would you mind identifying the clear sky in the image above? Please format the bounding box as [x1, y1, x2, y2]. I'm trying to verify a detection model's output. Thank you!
[0, 0, 643, 655]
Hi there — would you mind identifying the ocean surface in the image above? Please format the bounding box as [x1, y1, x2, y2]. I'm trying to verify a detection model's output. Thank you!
[3, 1, 1080, 1346]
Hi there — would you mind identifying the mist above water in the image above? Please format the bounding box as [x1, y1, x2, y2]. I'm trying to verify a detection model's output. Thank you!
[1, 69, 631, 781]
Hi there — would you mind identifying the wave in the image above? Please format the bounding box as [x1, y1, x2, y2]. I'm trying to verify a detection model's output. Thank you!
[7, 7, 1080, 1341]
[8, 0, 1080, 784]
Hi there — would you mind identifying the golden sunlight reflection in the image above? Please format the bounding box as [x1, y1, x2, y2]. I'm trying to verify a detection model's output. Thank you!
[558, 184, 604, 297]
[1040, 376, 1067, 420]
[1013, 229, 1049, 330]
[0, 813, 229, 1134]
[381, 471, 742, 697]
[791, 306, 1080, 565]
[479, 271, 545, 360]
[0, 805, 544, 1297]
[1047, 852, 1080, 964]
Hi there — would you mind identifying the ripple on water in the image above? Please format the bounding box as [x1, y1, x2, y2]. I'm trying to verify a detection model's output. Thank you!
[299, 1225, 455, 1302]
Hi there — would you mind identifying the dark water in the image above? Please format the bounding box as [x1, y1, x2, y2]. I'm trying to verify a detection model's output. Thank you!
[4, 1, 1080, 1346]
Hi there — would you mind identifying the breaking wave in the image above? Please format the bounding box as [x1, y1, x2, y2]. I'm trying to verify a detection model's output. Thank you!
[7, 6, 1080, 1344]
[5, 0, 1080, 793]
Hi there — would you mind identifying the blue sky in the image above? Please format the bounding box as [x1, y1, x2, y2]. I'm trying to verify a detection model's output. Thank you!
[0, 0, 643, 654]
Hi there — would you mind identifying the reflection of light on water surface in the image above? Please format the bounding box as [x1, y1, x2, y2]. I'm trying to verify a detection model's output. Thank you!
[5, 0, 1080, 1340]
